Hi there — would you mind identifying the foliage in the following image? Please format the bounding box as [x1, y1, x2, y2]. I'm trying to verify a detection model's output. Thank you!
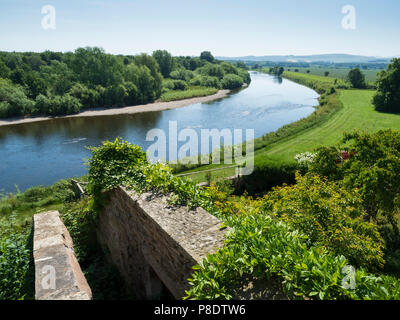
[221, 74, 244, 90]
[261, 173, 385, 270]
[86, 138, 148, 208]
[186, 211, 400, 300]
[85, 139, 400, 300]
[0, 48, 251, 119]
[152, 50, 174, 78]
[309, 130, 400, 231]
[200, 51, 215, 63]
[0, 233, 32, 300]
[0, 180, 79, 300]
[347, 68, 366, 89]
[0, 78, 34, 118]
[238, 160, 298, 195]
[373, 58, 400, 113]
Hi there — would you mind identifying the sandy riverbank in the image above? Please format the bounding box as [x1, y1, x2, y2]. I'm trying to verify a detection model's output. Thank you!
[0, 89, 231, 127]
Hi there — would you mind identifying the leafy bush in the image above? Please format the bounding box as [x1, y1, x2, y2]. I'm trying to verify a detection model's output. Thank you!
[347, 68, 366, 89]
[86, 139, 400, 300]
[186, 212, 400, 300]
[0, 78, 34, 118]
[238, 160, 298, 195]
[261, 173, 385, 270]
[310, 130, 400, 231]
[201, 76, 221, 89]
[221, 74, 244, 90]
[0, 234, 32, 300]
[172, 80, 188, 91]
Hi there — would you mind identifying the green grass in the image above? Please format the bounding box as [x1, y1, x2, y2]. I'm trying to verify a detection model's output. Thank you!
[159, 86, 218, 102]
[256, 90, 400, 163]
[285, 67, 383, 83]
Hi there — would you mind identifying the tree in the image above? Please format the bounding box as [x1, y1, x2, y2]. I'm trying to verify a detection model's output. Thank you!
[373, 58, 400, 113]
[0, 60, 10, 78]
[200, 51, 214, 63]
[347, 68, 366, 88]
[152, 50, 173, 78]
[262, 173, 385, 270]
[270, 66, 284, 76]
[0, 78, 34, 118]
[324, 71, 330, 77]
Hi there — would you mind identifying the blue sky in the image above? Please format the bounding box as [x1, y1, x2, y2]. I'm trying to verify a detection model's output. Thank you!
[0, 0, 399, 57]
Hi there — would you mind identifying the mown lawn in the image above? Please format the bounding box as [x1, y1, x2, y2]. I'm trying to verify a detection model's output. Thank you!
[285, 67, 382, 83]
[256, 90, 400, 163]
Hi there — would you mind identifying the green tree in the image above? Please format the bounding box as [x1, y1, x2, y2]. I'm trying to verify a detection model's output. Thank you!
[0, 60, 10, 78]
[200, 51, 214, 63]
[310, 130, 400, 233]
[221, 74, 244, 89]
[152, 50, 173, 78]
[347, 68, 366, 88]
[0, 78, 34, 117]
[373, 58, 400, 113]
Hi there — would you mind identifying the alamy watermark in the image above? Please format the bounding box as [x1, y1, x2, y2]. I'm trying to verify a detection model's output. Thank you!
[40, 265, 56, 290]
[341, 265, 356, 290]
[41, 5, 56, 30]
[146, 121, 255, 176]
[341, 5, 356, 30]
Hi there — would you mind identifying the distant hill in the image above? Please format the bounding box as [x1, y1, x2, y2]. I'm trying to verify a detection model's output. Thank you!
[217, 54, 392, 64]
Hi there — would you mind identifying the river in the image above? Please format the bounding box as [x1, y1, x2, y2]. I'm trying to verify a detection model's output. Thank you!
[0, 72, 319, 193]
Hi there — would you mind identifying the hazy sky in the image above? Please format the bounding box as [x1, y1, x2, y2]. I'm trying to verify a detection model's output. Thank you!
[0, 0, 399, 57]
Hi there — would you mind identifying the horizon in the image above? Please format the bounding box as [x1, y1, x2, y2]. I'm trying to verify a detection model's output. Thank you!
[0, 0, 399, 57]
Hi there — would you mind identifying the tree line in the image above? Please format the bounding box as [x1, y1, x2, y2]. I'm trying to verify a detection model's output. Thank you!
[0, 48, 250, 119]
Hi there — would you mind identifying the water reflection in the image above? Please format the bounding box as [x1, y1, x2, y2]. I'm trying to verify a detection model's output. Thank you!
[272, 76, 283, 84]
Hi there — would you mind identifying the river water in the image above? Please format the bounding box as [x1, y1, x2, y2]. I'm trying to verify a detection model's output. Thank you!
[0, 72, 319, 193]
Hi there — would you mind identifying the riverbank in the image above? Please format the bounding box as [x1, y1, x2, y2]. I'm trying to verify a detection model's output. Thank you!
[0, 89, 231, 127]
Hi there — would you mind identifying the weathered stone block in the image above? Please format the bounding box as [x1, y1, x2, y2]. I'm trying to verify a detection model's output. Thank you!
[33, 211, 92, 300]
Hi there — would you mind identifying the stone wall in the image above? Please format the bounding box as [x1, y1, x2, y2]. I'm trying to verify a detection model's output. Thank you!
[97, 187, 228, 299]
[33, 211, 92, 300]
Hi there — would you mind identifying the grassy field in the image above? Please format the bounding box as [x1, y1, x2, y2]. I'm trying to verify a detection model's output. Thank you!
[178, 72, 400, 184]
[255, 89, 400, 163]
[284, 67, 383, 83]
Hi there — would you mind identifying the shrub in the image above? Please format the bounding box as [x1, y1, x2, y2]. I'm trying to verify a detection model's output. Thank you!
[238, 160, 298, 195]
[0, 78, 34, 118]
[0, 234, 32, 300]
[261, 173, 385, 270]
[221, 74, 244, 90]
[86, 138, 148, 208]
[172, 80, 188, 91]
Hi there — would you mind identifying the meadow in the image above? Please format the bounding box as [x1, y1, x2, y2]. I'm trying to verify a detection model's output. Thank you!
[284, 67, 382, 83]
